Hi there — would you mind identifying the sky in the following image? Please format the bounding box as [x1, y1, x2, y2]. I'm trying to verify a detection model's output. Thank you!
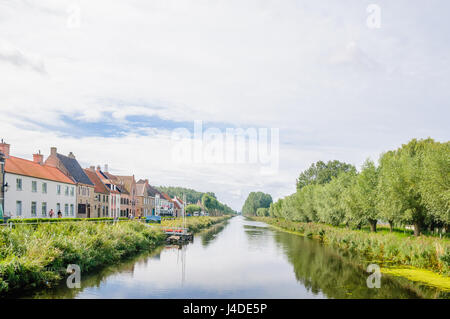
[0, 0, 449, 211]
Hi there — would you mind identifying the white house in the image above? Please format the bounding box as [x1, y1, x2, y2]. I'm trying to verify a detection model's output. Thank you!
[2, 145, 77, 219]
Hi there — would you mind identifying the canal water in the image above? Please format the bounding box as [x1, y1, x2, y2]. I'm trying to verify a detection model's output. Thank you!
[28, 216, 446, 299]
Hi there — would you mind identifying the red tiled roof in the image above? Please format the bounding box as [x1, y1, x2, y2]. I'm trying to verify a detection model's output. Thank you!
[84, 169, 110, 195]
[5, 156, 75, 184]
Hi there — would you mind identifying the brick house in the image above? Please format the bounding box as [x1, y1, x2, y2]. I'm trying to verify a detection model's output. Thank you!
[135, 179, 155, 218]
[84, 167, 110, 218]
[115, 175, 137, 218]
[94, 166, 121, 218]
[45, 147, 95, 217]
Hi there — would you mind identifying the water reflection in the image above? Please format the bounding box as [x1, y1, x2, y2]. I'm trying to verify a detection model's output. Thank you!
[23, 216, 446, 299]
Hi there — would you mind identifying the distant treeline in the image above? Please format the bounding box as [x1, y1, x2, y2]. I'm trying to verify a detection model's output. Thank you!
[157, 186, 236, 216]
[246, 138, 449, 236]
[241, 192, 273, 217]
[157, 186, 215, 204]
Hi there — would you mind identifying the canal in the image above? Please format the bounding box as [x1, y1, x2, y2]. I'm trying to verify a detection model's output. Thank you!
[27, 216, 446, 298]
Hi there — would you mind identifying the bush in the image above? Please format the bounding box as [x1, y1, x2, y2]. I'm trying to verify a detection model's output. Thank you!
[0, 221, 165, 296]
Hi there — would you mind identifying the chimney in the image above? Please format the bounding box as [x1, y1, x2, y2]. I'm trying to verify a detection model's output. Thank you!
[0, 140, 10, 158]
[104, 164, 109, 172]
[145, 179, 149, 185]
[96, 165, 101, 171]
[33, 151, 44, 165]
[89, 165, 95, 171]
[50, 147, 57, 156]
[68, 152, 76, 159]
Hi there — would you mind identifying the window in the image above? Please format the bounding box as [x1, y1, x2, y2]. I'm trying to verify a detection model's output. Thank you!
[64, 204, 69, 216]
[16, 178, 22, 191]
[57, 185, 61, 195]
[70, 204, 74, 216]
[65, 186, 69, 196]
[31, 201, 37, 216]
[56, 203, 61, 213]
[16, 201, 22, 216]
[70, 187, 75, 196]
[42, 183, 47, 194]
[31, 181, 37, 192]
[42, 202, 47, 216]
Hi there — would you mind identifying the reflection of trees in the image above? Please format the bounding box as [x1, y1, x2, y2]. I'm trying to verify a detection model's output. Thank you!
[27, 246, 166, 299]
[273, 231, 446, 299]
[199, 221, 229, 247]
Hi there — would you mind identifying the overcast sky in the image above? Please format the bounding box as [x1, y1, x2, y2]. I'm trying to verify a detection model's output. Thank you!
[0, 0, 449, 210]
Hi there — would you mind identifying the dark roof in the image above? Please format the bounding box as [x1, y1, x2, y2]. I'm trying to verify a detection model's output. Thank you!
[56, 153, 94, 186]
[148, 185, 163, 197]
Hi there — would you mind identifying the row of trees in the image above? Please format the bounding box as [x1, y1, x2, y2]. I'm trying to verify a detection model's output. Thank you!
[157, 186, 215, 204]
[242, 191, 273, 216]
[201, 193, 236, 216]
[157, 186, 236, 216]
[269, 138, 449, 236]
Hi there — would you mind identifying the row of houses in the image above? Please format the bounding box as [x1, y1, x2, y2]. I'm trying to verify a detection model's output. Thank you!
[0, 141, 185, 219]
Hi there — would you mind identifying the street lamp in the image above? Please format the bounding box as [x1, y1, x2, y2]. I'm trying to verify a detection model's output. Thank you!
[0, 151, 5, 219]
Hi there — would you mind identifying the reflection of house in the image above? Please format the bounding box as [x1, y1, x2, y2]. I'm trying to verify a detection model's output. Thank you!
[136, 179, 155, 218]
[1, 142, 76, 218]
[45, 147, 95, 217]
[84, 167, 110, 218]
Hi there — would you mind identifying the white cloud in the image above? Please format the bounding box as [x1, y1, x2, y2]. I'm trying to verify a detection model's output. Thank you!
[0, 0, 449, 210]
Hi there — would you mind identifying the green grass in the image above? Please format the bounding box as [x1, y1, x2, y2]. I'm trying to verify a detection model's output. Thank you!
[0, 221, 165, 296]
[161, 216, 232, 233]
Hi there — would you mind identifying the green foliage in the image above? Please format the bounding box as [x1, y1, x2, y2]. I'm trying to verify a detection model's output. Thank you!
[156, 186, 212, 204]
[0, 221, 165, 295]
[296, 160, 356, 190]
[201, 194, 236, 216]
[185, 204, 202, 215]
[256, 207, 269, 217]
[6, 217, 128, 224]
[268, 138, 449, 236]
[242, 192, 273, 216]
[258, 217, 450, 276]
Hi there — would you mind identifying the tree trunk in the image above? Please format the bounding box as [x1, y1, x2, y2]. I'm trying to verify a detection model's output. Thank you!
[413, 222, 421, 236]
[388, 221, 394, 232]
[369, 219, 377, 232]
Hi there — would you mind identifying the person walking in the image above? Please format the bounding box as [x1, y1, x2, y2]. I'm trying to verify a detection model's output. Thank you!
[49, 209, 54, 218]
[57, 210, 62, 218]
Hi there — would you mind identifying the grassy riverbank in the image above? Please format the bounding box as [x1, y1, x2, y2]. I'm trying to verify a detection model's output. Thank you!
[161, 215, 232, 233]
[0, 221, 165, 296]
[252, 217, 450, 290]
[0, 216, 233, 297]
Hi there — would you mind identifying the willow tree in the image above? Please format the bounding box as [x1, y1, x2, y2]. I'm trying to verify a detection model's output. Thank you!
[378, 139, 437, 236]
[355, 159, 379, 232]
[419, 141, 450, 232]
[316, 172, 355, 226]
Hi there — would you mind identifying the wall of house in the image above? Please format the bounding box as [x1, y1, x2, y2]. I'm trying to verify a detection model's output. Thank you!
[76, 184, 95, 217]
[93, 192, 109, 218]
[4, 173, 76, 218]
[109, 193, 120, 218]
